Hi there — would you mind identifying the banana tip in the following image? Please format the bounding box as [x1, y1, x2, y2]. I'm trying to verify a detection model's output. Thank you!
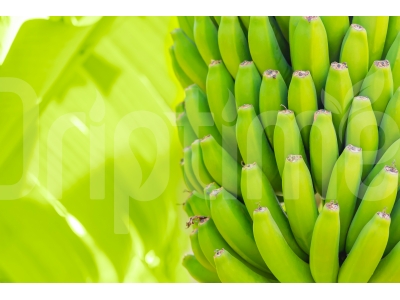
[214, 248, 225, 257]
[286, 155, 302, 162]
[264, 69, 279, 79]
[351, 24, 365, 31]
[293, 70, 310, 78]
[374, 60, 390, 68]
[331, 62, 348, 70]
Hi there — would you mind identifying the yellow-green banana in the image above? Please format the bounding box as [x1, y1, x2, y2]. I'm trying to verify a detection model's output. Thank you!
[204, 182, 219, 212]
[383, 17, 400, 58]
[187, 190, 210, 216]
[269, 16, 291, 66]
[177, 16, 194, 41]
[181, 158, 195, 191]
[176, 111, 197, 148]
[386, 32, 400, 91]
[183, 146, 204, 193]
[320, 16, 350, 63]
[169, 46, 193, 89]
[239, 16, 250, 31]
[182, 254, 220, 283]
[191, 139, 214, 189]
[183, 200, 194, 217]
[385, 194, 400, 255]
[193, 16, 221, 65]
[275, 16, 290, 42]
[370, 240, 400, 283]
[234, 61, 261, 113]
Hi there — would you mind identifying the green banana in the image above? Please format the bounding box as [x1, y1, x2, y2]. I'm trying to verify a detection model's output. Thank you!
[234, 61, 261, 114]
[193, 16, 221, 65]
[289, 17, 301, 60]
[259, 69, 288, 148]
[191, 139, 214, 189]
[183, 200, 194, 217]
[210, 187, 270, 273]
[338, 211, 391, 283]
[269, 16, 291, 65]
[352, 16, 389, 66]
[171, 28, 208, 91]
[346, 165, 398, 253]
[386, 32, 400, 91]
[218, 16, 251, 78]
[359, 60, 393, 124]
[385, 194, 400, 255]
[310, 201, 340, 283]
[370, 240, 400, 283]
[320, 16, 350, 63]
[187, 190, 210, 216]
[180, 158, 195, 191]
[309, 110, 339, 198]
[176, 111, 197, 148]
[236, 104, 281, 193]
[345, 96, 378, 179]
[274, 108, 308, 177]
[185, 84, 222, 145]
[175, 101, 185, 116]
[182, 254, 220, 283]
[325, 144, 363, 252]
[275, 16, 290, 42]
[323, 62, 354, 147]
[287, 70, 319, 150]
[190, 229, 215, 272]
[282, 155, 319, 254]
[177, 16, 195, 41]
[248, 16, 292, 85]
[253, 206, 314, 283]
[383, 17, 400, 58]
[291, 16, 330, 102]
[241, 162, 308, 261]
[200, 134, 242, 197]
[183, 146, 204, 193]
[169, 46, 193, 89]
[204, 182, 219, 212]
[377, 88, 400, 160]
[239, 16, 250, 31]
[339, 24, 369, 95]
[214, 248, 276, 283]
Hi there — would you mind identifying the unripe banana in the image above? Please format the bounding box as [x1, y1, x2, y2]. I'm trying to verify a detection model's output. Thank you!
[187, 190, 210, 216]
[213, 16, 221, 26]
[241, 162, 308, 261]
[325, 145, 363, 252]
[383, 17, 400, 58]
[234, 61, 261, 114]
[200, 135, 242, 197]
[182, 254, 220, 283]
[338, 211, 391, 283]
[346, 165, 398, 253]
[259, 70, 288, 148]
[274, 109, 308, 177]
[191, 139, 214, 189]
[248, 16, 292, 85]
[309, 110, 339, 198]
[339, 24, 369, 95]
[169, 46, 193, 89]
[291, 16, 330, 102]
[177, 16, 194, 41]
[183, 146, 204, 193]
[323, 62, 354, 148]
[204, 182, 219, 212]
[193, 16, 221, 65]
[370, 240, 400, 283]
[206, 60, 238, 155]
[345, 96, 378, 179]
[236, 104, 281, 193]
[283, 155, 319, 254]
[288, 70, 319, 150]
[320, 16, 350, 63]
[176, 111, 197, 148]
[275, 16, 290, 42]
[239, 16, 250, 31]
[190, 229, 215, 272]
[385, 194, 400, 255]
[183, 200, 194, 217]
[218, 16, 251, 78]
[214, 248, 277, 283]
[175, 101, 185, 116]
[386, 32, 400, 91]
[253, 206, 314, 283]
[180, 159, 195, 191]
[210, 187, 270, 273]
[359, 60, 393, 124]
[171, 28, 208, 91]
[352, 16, 389, 66]
[269, 16, 291, 65]
[310, 201, 340, 283]
[289, 17, 301, 59]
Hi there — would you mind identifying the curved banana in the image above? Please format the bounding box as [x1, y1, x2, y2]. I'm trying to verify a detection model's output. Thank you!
[190, 229, 215, 272]
[171, 28, 208, 91]
[183, 146, 204, 193]
[241, 162, 308, 261]
[187, 190, 210, 216]
[218, 16, 251, 78]
[310, 110, 339, 198]
[346, 165, 398, 253]
[339, 24, 369, 95]
[191, 139, 214, 189]
[323, 62, 354, 148]
[182, 254, 220, 283]
[320, 16, 350, 63]
[253, 206, 314, 283]
[183, 200, 194, 217]
[383, 17, 400, 58]
[338, 211, 391, 283]
[169, 46, 193, 89]
[352, 16, 389, 66]
[325, 144, 363, 252]
[193, 16, 221, 65]
[275, 16, 290, 42]
[236, 104, 281, 193]
[370, 240, 400, 282]
[259, 70, 288, 148]
[386, 32, 400, 92]
[177, 16, 194, 41]
[180, 159, 195, 191]
[200, 134, 242, 197]
[310, 201, 340, 283]
[176, 111, 197, 148]
[291, 16, 330, 102]
[248, 16, 292, 85]
[274, 108, 308, 177]
[288, 70, 318, 150]
[385, 194, 400, 255]
[359, 60, 393, 124]
[234, 61, 261, 113]
[289, 17, 301, 59]
[345, 96, 378, 179]
[283, 155, 319, 254]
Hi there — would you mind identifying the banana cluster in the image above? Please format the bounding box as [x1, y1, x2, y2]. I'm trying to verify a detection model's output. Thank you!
[171, 16, 400, 283]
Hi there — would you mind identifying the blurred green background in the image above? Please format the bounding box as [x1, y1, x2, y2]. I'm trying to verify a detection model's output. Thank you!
[0, 16, 191, 282]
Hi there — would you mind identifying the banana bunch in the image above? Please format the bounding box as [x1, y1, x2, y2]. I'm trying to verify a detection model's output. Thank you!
[171, 16, 400, 283]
